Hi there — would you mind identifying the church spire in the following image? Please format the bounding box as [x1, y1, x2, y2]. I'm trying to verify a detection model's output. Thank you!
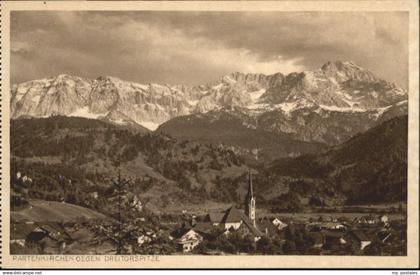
[245, 170, 256, 227]
[247, 170, 254, 198]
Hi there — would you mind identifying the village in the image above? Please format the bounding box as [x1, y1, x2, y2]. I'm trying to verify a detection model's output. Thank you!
[10, 170, 407, 256]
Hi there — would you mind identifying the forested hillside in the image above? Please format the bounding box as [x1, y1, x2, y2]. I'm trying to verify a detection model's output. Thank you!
[262, 115, 407, 208]
[11, 115, 408, 214]
[11, 116, 250, 212]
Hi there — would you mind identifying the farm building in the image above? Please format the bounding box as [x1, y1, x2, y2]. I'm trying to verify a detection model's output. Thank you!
[271, 218, 288, 231]
[357, 215, 379, 225]
[379, 215, 389, 226]
[257, 217, 282, 237]
[171, 228, 203, 252]
[203, 212, 225, 226]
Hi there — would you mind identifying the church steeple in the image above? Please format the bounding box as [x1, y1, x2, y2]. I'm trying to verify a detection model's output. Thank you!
[245, 170, 256, 227]
[247, 170, 254, 198]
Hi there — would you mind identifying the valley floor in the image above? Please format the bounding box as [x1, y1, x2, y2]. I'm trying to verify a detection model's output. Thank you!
[10, 199, 407, 256]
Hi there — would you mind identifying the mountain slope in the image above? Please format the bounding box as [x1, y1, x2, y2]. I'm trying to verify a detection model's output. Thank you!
[257, 99, 407, 145]
[158, 99, 406, 161]
[157, 109, 327, 162]
[10, 116, 251, 211]
[11, 200, 107, 222]
[264, 115, 407, 204]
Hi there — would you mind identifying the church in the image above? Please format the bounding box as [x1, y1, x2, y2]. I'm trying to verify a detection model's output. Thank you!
[173, 170, 285, 250]
[202, 170, 264, 240]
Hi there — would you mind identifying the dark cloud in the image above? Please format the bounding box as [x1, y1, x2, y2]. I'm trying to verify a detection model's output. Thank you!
[11, 11, 408, 88]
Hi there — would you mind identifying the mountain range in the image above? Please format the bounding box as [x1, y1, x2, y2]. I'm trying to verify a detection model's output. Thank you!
[11, 60, 408, 161]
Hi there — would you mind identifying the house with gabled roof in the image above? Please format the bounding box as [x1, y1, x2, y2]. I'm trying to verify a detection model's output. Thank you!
[39, 222, 69, 240]
[10, 222, 37, 247]
[203, 212, 225, 226]
[193, 222, 215, 237]
[171, 227, 203, 252]
[257, 217, 281, 238]
[271, 218, 288, 231]
[237, 216, 264, 241]
[356, 215, 379, 225]
[220, 206, 246, 230]
[379, 214, 389, 226]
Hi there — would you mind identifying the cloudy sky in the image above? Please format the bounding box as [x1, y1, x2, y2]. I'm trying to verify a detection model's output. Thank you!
[11, 11, 408, 88]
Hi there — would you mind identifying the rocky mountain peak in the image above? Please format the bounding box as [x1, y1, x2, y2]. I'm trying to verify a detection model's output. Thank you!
[95, 75, 115, 82]
[50, 74, 90, 85]
[54, 73, 74, 80]
[321, 60, 377, 83]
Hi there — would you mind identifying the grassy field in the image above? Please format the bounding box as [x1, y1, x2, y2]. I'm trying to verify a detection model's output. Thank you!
[163, 201, 234, 215]
[11, 200, 107, 222]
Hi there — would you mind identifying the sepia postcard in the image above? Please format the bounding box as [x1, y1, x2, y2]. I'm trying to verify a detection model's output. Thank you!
[0, 0, 419, 269]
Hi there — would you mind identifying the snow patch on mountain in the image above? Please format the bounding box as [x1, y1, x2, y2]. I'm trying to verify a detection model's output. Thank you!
[276, 102, 300, 114]
[373, 105, 393, 119]
[188, 99, 199, 106]
[69, 107, 108, 119]
[140, 121, 160, 131]
[112, 119, 127, 125]
[250, 89, 266, 101]
[274, 99, 316, 115]
[396, 99, 408, 106]
[222, 75, 237, 84]
[319, 105, 366, 113]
